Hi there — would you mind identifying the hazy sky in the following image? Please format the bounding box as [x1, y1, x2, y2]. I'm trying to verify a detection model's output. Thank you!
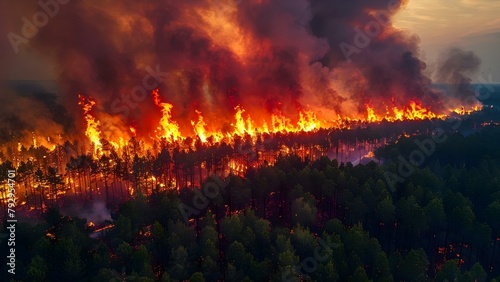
[394, 0, 500, 82]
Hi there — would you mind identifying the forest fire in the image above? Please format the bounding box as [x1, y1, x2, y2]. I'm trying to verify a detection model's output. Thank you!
[366, 101, 449, 123]
[0, 0, 486, 155]
[77, 88, 475, 151]
[78, 95, 103, 150]
[2, 0, 500, 280]
[152, 89, 182, 142]
[191, 110, 208, 143]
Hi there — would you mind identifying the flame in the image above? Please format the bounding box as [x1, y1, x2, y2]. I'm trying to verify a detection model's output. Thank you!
[229, 106, 322, 136]
[78, 95, 102, 149]
[452, 105, 482, 115]
[192, 110, 208, 143]
[393, 107, 405, 121]
[232, 106, 256, 136]
[152, 89, 182, 142]
[365, 101, 447, 122]
[367, 106, 378, 123]
[297, 110, 320, 132]
[365, 151, 375, 158]
[262, 121, 270, 134]
[406, 101, 438, 120]
[77, 90, 482, 152]
[32, 133, 37, 148]
[271, 112, 292, 133]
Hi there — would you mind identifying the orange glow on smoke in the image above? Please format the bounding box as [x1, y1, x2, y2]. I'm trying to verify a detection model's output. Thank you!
[194, 1, 255, 60]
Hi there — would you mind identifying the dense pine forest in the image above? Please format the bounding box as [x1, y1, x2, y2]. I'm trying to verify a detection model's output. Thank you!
[1, 124, 500, 281]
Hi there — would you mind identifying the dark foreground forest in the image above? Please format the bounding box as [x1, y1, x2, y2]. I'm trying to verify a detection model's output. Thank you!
[2, 126, 500, 282]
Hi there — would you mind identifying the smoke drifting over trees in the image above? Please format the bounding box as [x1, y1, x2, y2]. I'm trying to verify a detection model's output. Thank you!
[0, 0, 483, 145]
[435, 48, 482, 108]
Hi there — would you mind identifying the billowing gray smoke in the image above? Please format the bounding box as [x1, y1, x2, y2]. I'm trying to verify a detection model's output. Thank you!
[62, 201, 112, 225]
[435, 48, 482, 107]
[0, 0, 483, 144]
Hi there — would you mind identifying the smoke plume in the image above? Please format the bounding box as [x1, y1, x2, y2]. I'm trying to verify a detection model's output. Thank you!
[435, 48, 482, 108]
[0, 0, 483, 144]
[62, 201, 112, 225]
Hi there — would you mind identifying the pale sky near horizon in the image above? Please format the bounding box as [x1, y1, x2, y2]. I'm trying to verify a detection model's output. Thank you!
[393, 0, 500, 82]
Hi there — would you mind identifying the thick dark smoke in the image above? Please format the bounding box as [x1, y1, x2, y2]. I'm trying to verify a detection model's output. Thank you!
[0, 0, 482, 144]
[435, 48, 482, 107]
[0, 81, 69, 146]
[307, 0, 443, 109]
